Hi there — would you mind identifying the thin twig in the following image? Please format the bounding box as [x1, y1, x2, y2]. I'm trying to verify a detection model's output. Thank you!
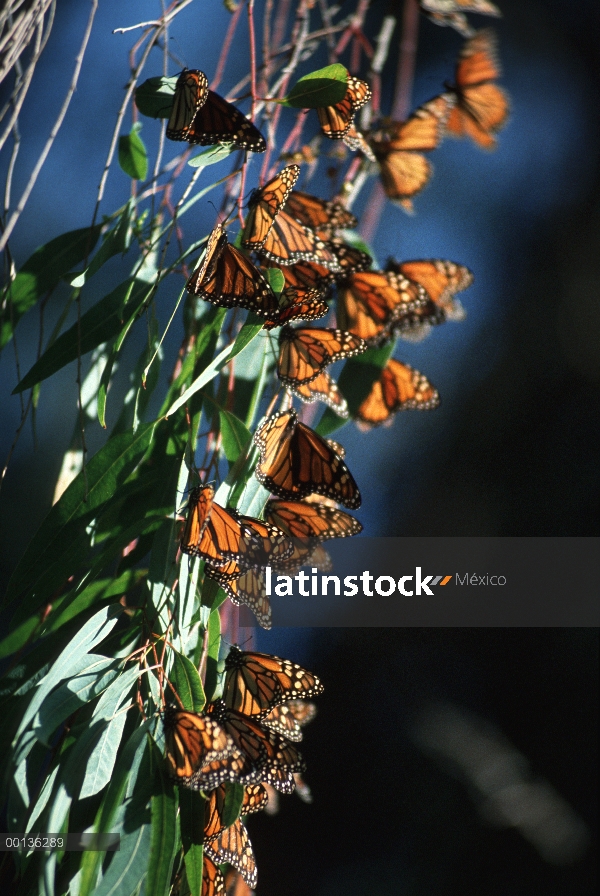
[0, 0, 97, 253]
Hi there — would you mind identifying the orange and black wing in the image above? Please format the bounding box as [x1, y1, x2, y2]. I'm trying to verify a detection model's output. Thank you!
[201, 854, 225, 896]
[205, 561, 273, 630]
[446, 29, 509, 149]
[254, 409, 362, 508]
[388, 258, 473, 316]
[291, 370, 348, 416]
[264, 499, 362, 542]
[263, 700, 317, 742]
[356, 358, 440, 427]
[181, 487, 244, 564]
[317, 75, 371, 139]
[167, 69, 209, 140]
[278, 325, 366, 386]
[337, 270, 428, 345]
[204, 818, 257, 889]
[185, 89, 266, 152]
[242, 165, 300, 250]
[163, 706, 234, 787]
[255, 209, 342, 270]
[285, 190, 357, 237]
[223, 645, 323, 717]
[186, 224, 279, 317]
[263, 286, 330, 330]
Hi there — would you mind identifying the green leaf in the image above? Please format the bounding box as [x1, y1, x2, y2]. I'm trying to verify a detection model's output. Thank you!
[219, 410, 252, 465]
[170, 651, 205, 712]
[3, 422, 157, 613]
[164, 313, 264, 419]
[202, 608, 221, 702]
[119, 124, 149, 180]
[188, 144, 234, 168]
[317, 343, 393, 435]
[221, 782, 245, 828]
[180, 790, 204, 896]
[13, 278, 153, 393]
[135, 75, 177, 119]
[264, 266, 285, 293]
[69, 205, 132, 288]
[282, 63, 348, 108]
[146, 741, 178, 896]
[1, 225, 101, 350]
[90, 823, 152, 896]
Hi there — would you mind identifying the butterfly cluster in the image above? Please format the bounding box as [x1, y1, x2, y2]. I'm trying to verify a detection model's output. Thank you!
[163, 648, 322, 895]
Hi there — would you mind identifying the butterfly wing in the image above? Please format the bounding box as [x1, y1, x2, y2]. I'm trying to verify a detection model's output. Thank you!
[285, 190, 357, 237]
[264, 499, 363, 541]
[185, 89, 266, 151]
[278, 326, 366, 386]
[181, 490, 244, 565]
[223, 645, 323, 717]
[317, 76, 371, 139]
[356, 358, 440, 427]
[167, 69, 209, 140]
[204, 818, 257, 889]
[202, 854, 225, 896]
[163, 707, 234, 787]
[242, 165, 300, 250]
[263, 287, 330, 330]
[391, 258, 473, 316]
[291, 370, 348, 416]
[337, 270, 428, 345]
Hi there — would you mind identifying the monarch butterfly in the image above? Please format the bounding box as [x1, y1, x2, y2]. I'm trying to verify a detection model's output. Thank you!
[278, 326, 367, 387]
[386, 258, 473, 319]
[207, 700, 306, 793]
[263, 286, 330, 330]
[186, 224, 279, 318]
[184, 89, 266, 152]
[254, 409, 362, 508]
[205, 561, 273, 629]
[167, 69, 209, 140]
[202, 853, 225, 896]
[284, 190, 358, 238]
[242, 164, 300, 251]
[292, 369, 348, 415]
[235, 514, 294, 568]
[162, 706, 235, 788]
[263, 700, 317, 742]
[223, 645, 324, 718]
[445, 29, 509, 149]
[204, 783, 268, 843]
[418, 0, 501, 38]
[370, 94, 455, 211]
[264, 499, 363, 543]
[356, 358, 440, 428]
[337, 270, 429, 345]
[265, 258, 336, 295]
[329, 238, 373, 278]
[181, 486, 245, 565]
[317, 75, 371, 139]
[204, 817, 257, 889]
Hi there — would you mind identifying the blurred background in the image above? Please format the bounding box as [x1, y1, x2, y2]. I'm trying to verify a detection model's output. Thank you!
[1, 0, 598, 893]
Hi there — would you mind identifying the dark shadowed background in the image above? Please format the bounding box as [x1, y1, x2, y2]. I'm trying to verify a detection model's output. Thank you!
[1, 0, 598, 893]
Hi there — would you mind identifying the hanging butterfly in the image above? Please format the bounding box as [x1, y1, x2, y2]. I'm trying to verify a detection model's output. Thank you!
[202, 853, 225, 896]
[284, 190, 358, 238]
[370, 94, 455, 212]
[186, 224, 279, 318]
[356, 358, 440, 428]
[204, 783, 268, 843]
[223, 645, 324, 718]
[166, 69, 209, 140]
[445, 29, 509, 149]
[278, 325, 367, 387]
[337, 270, 429, 345]
[254, 409, 362, 508]
[180, 486, 245, 566]
[386, 258, 473, 320]
[242, 164, 300, 250]
[264, 499, 363, 543]
[167, 69, 266, 151]
[291, 370, 348, 415]
[207, 700, 306, 793]
[263, 286, 330, 331]
[204, 817, 257, 889]
[418, 0, 501, 38]
[162, 705, 235, 788]
[205, 561, 273, 630]
[263, 700, 317, 743]
[317, 75, 372, 139]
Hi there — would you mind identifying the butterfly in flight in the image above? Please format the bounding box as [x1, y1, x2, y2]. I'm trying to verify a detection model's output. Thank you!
[162, 705, 235, 788]
[254, 409, 362, 508]
[186, 224, 279, 318]
[418, 0, 501, 38]
[370, 94, 455, 212]
[167, 68, 266, 151]
[356, 358, 440, 428]
[317, 75, 371, 139]
[445, 29, 509, 149]
[337, 270, 429, 345]
[223, 645, 323, 718]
